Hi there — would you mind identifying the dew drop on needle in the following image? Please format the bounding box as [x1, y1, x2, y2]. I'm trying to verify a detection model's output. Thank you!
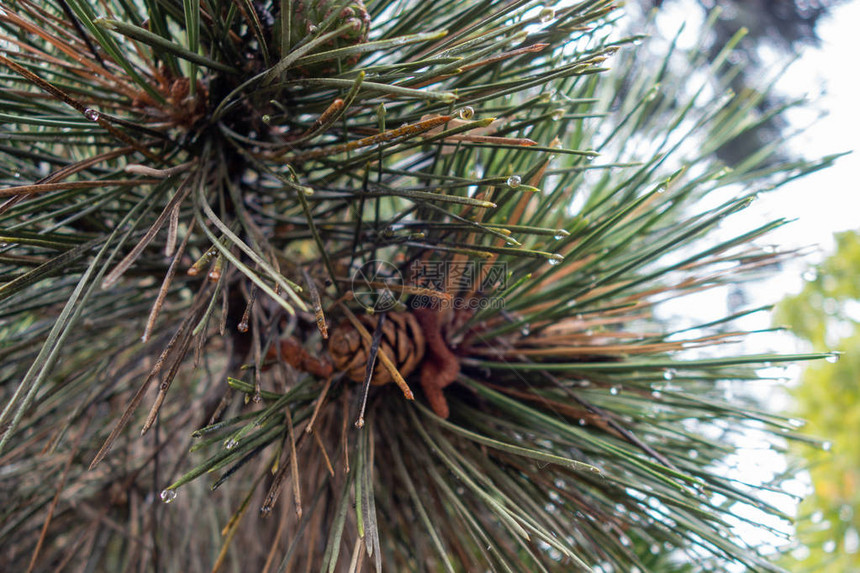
[539, 8, 555, 23]
[458, 106, 474, 120]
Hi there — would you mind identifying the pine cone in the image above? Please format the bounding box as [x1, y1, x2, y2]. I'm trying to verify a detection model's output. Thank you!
[288, 0, 371, 74]
[266, 336, 334, 378]
[413, 307, 460, 419]
[328, 312, 425, 385]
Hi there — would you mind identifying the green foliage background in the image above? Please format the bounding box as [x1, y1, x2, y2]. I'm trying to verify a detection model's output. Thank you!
[776, 230, 860, 571]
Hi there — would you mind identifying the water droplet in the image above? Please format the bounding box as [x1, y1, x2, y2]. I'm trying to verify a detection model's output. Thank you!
[237, 320, 249, 333]
[13, 172, 20, 179]
[521, 324, 531, 336]
[550, 108, 565, 121]
[802, 270, 817, 281]
[578, 418, 586, 426]
[506, 175, 521, 188]
[565, 299, 577, 307]
[225, 438, 238, 450]
[160, 489, 177, 503]
[822, 441, 832, 451]
[308, 24, 319, 34]
[788, 418, 805, 428]
[609, 385, 620, 395]
[688, 449, 699, 459]
[262, 114, 271, 124]
[826, 353, 841, 363]
[547, 253, 564, 266]
[539, 7, 555, 23]
[662, 368, 676, 380]
[83, 108, 100, 121]
[554, 229, 569, 240]
[649, 543, 660, 555]
[651, 390, 662, 398]
[457, 106, 474, 120]
[823, 540, 836, 553]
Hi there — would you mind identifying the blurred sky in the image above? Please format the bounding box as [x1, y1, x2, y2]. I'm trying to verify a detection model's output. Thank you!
[744, 0, 860, 283]
[738, 1, 860, 553]
[649, 0, 860, 558]
[654, 0, 860, 285]
[647, 0, 860, 343]
[751, 0, 860, 551]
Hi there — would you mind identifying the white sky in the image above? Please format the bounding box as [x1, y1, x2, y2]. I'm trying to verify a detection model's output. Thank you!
[653, 0, 859, 269]
[649, 0, 860, 560]
[746, 0, 860, 556]
[756, 0, 860, 285]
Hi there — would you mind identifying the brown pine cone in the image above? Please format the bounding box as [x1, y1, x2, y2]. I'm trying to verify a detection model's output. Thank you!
[287, 0, 371, 75]
[328, 312, 425, 385]
[266, 336, 334, 378]
[413, 307, 460, 419]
